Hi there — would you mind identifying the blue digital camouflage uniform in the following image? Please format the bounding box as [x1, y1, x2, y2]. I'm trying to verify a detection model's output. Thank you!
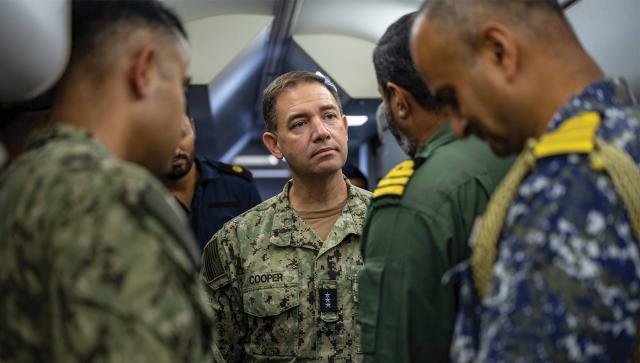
[201, 179, 371, 362]
[451, 78, 640, 362]
[180, 157, 261, 249]
[0, 124, 215, 362]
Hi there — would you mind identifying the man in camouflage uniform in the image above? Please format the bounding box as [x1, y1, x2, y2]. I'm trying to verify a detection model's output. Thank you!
[202, 71, 371, 362]
[0, 1, 215, 361]
[412, 0, 640, 361]
[358, 12, 513, 362]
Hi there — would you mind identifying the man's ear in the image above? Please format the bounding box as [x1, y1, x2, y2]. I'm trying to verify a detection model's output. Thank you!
[478, 22, 518, 82]
[341, 114, 348, 140]
[386, 82, 411, 120]
[129, 47, 156, 98]
[262, 132, 283, 159]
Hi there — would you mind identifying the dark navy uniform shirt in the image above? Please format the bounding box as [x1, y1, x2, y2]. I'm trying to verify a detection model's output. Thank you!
[181, 157, 261, 249]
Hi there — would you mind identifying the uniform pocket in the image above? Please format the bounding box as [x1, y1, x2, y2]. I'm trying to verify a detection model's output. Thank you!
[243, 286, 299, 317]
[357, 259, 385, 355]
[242, 284, 300, 357]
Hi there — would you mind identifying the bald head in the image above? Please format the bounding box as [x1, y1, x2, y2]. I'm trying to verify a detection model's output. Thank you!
[411, 0, 603, 156]
[420, 0, 578, 61]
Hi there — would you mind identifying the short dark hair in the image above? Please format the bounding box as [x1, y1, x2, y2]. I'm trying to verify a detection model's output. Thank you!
[262, 71, 342, 132]
[70, 0, 186, 74]
[374, 12, 438, 110]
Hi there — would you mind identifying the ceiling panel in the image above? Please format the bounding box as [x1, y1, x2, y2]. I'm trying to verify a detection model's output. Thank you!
[294, 0, 421, 42]
[161, 0, 274, 22]
[185, 14, 273, 84]
[294, 34, 379, 98]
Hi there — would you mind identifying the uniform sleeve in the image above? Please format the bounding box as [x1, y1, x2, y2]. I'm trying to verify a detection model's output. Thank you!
[48, 185, 209, 362]
[475, 159, 640, 362]
[201, 226, 246, 362]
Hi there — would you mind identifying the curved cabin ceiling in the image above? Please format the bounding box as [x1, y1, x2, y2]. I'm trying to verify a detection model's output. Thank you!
[293, 0, 421, 43]
[161, 0, 275, 21]
[185, 14, 273, 85]
[162, 0, 423, 95]
[293, 34, 378, 99]
[163, 0, 639, 100]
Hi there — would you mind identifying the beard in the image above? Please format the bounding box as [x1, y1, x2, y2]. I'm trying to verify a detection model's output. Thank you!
[165, 153, 194, 180]
[385, 106, 417, 158]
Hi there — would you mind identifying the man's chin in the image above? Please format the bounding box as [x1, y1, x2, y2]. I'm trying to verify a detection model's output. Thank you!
[165, 165, 191, 180]
[311, 159, 344, 176]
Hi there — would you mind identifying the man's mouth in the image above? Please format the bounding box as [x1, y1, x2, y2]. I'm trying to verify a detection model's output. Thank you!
[172, 155, 188, 164]
[312, 147, 336, 157]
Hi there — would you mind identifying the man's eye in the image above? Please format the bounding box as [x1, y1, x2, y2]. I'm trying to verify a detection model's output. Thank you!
[324, 113, 338, 120]
[292, 120, 305, 128]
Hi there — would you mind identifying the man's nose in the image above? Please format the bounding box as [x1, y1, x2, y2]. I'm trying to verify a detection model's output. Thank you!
[310, 117, 330, 142]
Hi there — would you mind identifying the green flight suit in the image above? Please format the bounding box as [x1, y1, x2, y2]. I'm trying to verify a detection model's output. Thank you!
[358, 123, 514, 362]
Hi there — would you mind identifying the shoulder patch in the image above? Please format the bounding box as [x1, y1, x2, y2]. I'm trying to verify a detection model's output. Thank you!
[202, 240, 231, 290]
[534, 111, 601, 159]
[372, 160, 415, 199]
[216, 161, 253, 181]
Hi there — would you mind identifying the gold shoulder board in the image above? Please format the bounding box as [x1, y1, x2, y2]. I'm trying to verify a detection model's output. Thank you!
[534, 111, 601, 159]
[372, 159, 415, 199]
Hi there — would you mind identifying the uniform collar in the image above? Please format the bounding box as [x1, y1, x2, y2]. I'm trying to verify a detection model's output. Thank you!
[194, 157, 221, 182]
[546, 77, 636, 134]
[414, 122, 457, 162]
[269, 176, 365, 254]
[319, 178, 367, 256]
[25, 123, 111, 158]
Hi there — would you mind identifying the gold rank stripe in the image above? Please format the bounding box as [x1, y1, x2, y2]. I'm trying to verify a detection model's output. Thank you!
[376, 176, 410, 188]
[534, 112, 601, 159]
[386, 169, 414, 178]
[372, 159, 415, 199]
[372, 185, 405, 198]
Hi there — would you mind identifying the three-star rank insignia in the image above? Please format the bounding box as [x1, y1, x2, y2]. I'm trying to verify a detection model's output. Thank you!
[319, 288, 338, 312]
[372, 159, 415, 199]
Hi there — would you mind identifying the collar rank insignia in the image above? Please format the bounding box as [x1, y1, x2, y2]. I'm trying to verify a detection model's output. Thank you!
[372, 159, 415, 199]
[319, 288, 338, 312]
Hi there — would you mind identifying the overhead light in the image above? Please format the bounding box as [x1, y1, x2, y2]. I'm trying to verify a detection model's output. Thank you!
[232, 155, 279, 167]
[347, 115, 368, 127]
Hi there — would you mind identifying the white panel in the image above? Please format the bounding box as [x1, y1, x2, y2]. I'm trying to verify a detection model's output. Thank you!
[566, 0, 640, 97]
[294, 34, 379, 98]
[0, 0, 69, 101]
[186, 14, 273, 84]
[161, 0, 275, 22]
[294, 0, 420, 42]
